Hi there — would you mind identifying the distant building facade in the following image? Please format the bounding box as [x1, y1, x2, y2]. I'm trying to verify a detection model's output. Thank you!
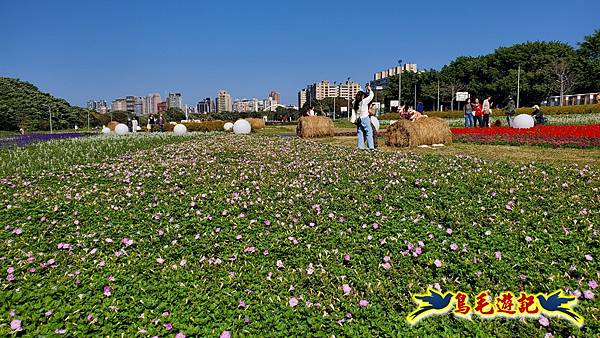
[157, 101, 167, 113]
[144, 93, 161, 115]
[269, 90, 281, 105]
[233, 98, 260, 112]
[371, 64, 418, 88]
[87, 99, 108, 113]
[111, 98, 127, 112]
[299, 80, 360, 108]
[217, 90, 232, 112]
[167, 93, 183, 109]
[197, 98, 213, 114]
[298, 89, 307, 110]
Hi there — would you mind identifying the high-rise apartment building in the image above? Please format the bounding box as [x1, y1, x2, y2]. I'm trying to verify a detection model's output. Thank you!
[157, 101, 167, 112]
[111, 98, 127, 112]
[217, 90, 232, 112]
[371, 64, 418, 88]
[300, 80, 360, 108]
[233, 98, 260, 113]
[269, 91, 281, 105]
[87, 99, 108, 113]
[197, 98, 213, 114]
[144, 93, 161, 115]
[298, 89, 307, 109]
[167, 93, 183, 109]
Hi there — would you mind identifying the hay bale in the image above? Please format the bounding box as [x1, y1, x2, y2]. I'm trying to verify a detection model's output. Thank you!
[245, 118, 265, 130]
[106, 121, 119, 131]
[297, 116, 335, 138]
[385, 117, 452, 147]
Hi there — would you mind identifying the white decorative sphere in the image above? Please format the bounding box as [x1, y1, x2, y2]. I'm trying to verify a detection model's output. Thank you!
[115, 123, 129, 135]
[224, 122, 234, 131]
[173, 124, 187, 135]
[102, 126, 111, 134]
[233, 119, 251, 134]
[370, 116, 380, 131]
[512, 114, 534, 129]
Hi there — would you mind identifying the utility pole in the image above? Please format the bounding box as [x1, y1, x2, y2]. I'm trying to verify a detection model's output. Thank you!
[516, 63, 521, 108]
[414, 82, 417, 108]
[347, 77, 351, 120]
[48, 105, 53, 134]
[87, 110, 90, 130]
[333, 81, 337, 120]
[437, 79, 440, 111]
[398, 59, 403, 108]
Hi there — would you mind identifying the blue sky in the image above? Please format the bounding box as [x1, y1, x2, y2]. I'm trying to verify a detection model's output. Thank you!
[1, 0, 598, 106]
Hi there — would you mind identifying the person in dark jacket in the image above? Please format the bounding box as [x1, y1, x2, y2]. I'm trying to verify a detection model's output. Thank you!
[505, 97, 516, 127]
[531, 105, 545, 125]
[416, 101, 424, 114]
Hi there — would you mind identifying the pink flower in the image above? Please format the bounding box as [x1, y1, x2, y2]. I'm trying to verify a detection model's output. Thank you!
[7, 267, 14, 274]
[589, 280, 598, 289]
[121, 238, 133, 246]
[243, 246, 256, 253]
[12, 228, 22, 235]
[276, 260, 284, 269]
[359, 299, 369, 307]
[343, 254, 351, 263]
[239, 300, 247, 309]
[175, 333, 186, 338]
[6, 274, 15, 281]
[306, 263, 314, 275]
[446, 228, 453, 235]
[164, 323, 173, 330]
[494, 251, 502, 260]
[570, 290, 582, 298]
[585, 254, 593, 261]
[525, 236, 532, 242]
[382, 262, 391, 270]
[55, 328, 66, 334]
[475, 271, 482, 277]
[434, 259, 442, 268]
[220, 331, 232, 338]
[583, 290, 595, 299]
[342, 284, 351, 295]
[103, 285, 111, 296]
[289, 297, 299, 307]
[156, 257, 165, 264]
[383, 256, 391, 262]
[450, 243, 458, 251]
[10, 319, 22, 331]
[538, 315, 549, 327]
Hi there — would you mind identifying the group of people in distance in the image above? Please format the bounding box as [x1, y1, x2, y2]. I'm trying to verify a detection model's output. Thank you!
[464, 96, 546, 128]
[146, 114, 166, 132]
[463, 96, 493, 127]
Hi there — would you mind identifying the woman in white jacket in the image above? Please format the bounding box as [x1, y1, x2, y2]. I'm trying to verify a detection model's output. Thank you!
[353, 84, 374, 149]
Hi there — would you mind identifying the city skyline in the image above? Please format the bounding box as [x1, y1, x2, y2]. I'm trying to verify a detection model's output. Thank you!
[1, 0, 598, 107]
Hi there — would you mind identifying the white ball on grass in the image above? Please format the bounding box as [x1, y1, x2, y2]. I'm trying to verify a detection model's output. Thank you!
[512, 114, 534, 129]
[173, 124, 187, 135]
[233, 119, 251, 134]
[224, 122, 234, 131]
[115, 123, 129, 135]
[102, 126, 111, 134]
[370, 116, 380, 131]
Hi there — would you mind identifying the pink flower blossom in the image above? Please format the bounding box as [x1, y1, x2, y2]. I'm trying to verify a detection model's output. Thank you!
[103, 285, 111, 296]
[525, 236, 532, 242]
[583, 290, 595, 299]
[165, 323, 173, 330]
[10, 319, 22, 331]
[175, 333, 186, 338]
[538, 315, 549, 327]
[289, 297, 298, 307]
[343, 254, 351, 263]
[494, 251, 502, 260]
[11, 228, 22, 235]
[276, 260, 284, 269]
[434, 259, 442, 268]
[589, 280, 598, 289]
[382, 262, 391, 270]
[446, 228, 453, 235]
[359, 299, 369, 307]
[585, 254, 593, 261]
[121, 238, 133, 246]
[383, 256, 390, 262]
[239, 300, 247, 309]
[55, 328, 66, 334]
[156, 257, 165, 264]
[342, 284, 351, 295]
[6, 274, 15, 281]
[220, 331, 232, 338]
[450, 243, 458, 251]
[7, 267, 14, 274]
[306, 263, 314, 275]
[570, 290, 582, 298]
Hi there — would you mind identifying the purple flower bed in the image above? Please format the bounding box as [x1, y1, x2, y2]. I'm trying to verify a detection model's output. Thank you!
[0, 133, 91, 148]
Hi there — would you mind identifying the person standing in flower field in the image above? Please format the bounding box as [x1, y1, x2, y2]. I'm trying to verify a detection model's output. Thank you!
[464, 98, 474, 127]
[473, 98, 483, 127]
[158, 114, 165, 132]
[505, 97, 516, 127]
[354, 83, 375, 150]
[482, 96, 492, 127]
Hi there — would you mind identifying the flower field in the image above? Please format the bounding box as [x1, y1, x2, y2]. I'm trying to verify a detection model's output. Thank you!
[451, 125, 600, 148]
[1, 134, 598, 337]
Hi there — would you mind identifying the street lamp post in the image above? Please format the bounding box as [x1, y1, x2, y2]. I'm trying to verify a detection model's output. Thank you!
[47, 105, 53, 134]
[347, 77, 351, 120]
[437, 78, 440, 111]
[398, 59, 403, 109]
[333, 81, 337, 121]
[516, 63, 521, 108]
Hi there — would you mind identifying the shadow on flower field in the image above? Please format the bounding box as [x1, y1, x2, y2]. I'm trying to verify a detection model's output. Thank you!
[0, 133, 598, 337]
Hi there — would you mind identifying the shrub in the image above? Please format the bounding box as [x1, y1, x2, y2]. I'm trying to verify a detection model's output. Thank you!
[182, 120, 225, 132]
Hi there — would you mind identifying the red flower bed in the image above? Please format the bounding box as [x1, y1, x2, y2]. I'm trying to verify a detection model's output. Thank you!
[450, 125, 600, 148]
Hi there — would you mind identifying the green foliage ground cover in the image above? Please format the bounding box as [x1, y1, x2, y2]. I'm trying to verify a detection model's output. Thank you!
[0, 135, 598, 337]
